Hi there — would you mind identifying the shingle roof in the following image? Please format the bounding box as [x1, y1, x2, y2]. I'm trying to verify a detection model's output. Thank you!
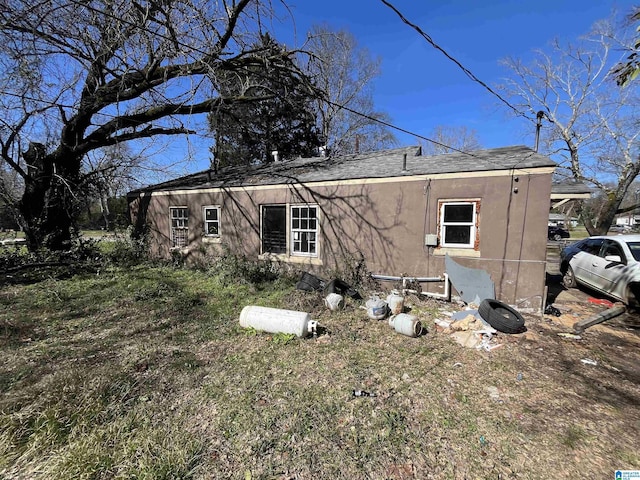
[129, 145, 556, 194]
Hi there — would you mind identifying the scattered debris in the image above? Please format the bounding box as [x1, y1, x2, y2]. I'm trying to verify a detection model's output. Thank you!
[434, 318, 452, 330]
[436, 309, 503, 350]
[324, 278, 362, 300]
[451, 330, 482, 348]
[558, 332, 582, 340]
[573, 304, 626, 334]
[352, 389, 377, 398]
[580, 358, 598, 366]
[445, 254, 495, 304]
[295, 272, 362, 300]
[544, 304, 562, 317]
[486, 386, 502, 402]
[324, 293, 344, 311]
[295, 272, 325, 292]
[588, 297, 614, 308]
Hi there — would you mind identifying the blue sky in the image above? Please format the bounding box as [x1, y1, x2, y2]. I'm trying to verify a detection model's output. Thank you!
[172, 0, 636, 175]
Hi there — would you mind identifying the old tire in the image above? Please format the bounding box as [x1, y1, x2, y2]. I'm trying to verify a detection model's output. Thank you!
[562, 265, 577, 289]
[478, 299, 526, 334]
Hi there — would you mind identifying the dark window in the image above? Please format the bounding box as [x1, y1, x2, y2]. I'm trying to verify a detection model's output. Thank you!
[262, 206, 287, 254]
[580, 239, 604, 255]
[601, 241, 625, 262]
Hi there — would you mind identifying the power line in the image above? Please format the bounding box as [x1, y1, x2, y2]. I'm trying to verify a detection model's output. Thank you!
[380, 0, 535, 124]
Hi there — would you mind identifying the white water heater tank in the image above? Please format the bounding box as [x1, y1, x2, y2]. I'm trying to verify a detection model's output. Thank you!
[239, 306, 317, 337]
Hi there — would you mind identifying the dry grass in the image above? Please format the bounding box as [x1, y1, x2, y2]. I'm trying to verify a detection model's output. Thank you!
[1, 265, 639, 479]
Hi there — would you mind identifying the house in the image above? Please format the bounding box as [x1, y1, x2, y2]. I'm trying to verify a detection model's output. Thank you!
[127, 145, 557, 311]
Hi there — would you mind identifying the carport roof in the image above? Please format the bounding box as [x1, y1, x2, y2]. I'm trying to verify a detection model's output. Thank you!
[129, 145, 556, 194]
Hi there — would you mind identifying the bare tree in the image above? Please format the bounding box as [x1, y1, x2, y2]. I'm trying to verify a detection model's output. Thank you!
[611, 7, 640, 86]
[500, 15, 640, 234]
[0, 0, 312, 251]
[303, 25, 397, 155]
[420, 125, 482, 155]
[82, 145, 144, 230]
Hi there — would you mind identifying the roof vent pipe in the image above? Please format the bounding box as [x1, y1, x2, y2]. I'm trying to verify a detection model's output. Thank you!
[402, 153, 407, 172]
[271, 150, 279, 163]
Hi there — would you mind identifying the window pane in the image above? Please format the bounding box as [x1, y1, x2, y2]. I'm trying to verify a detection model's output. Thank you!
[207, 223, 218, 235]
[583, 240, 603, 255]
[627, 242, 640, 261]
[444, 204, 473, 223]
[444, 225, 471, 245]
[292, 218, 299, 229]
[206, 208, 218, 221]
[309, 218, 316, 229]
[301, 219, 308, 230]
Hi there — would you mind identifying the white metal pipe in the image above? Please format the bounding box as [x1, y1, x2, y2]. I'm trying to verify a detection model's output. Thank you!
[371, 274, 443, 282]
[402, 273, 450, 300]
[370, 273, 450, 301]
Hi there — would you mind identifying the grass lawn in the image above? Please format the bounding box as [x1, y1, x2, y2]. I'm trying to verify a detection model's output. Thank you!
[1, 264, 639, 479]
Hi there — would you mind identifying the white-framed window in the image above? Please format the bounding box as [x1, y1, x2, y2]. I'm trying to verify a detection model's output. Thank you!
[291, 205, 318, 256]
[203, 206, 221, 237]
[260, 204, 319, 257]
[170, 207, 189, 248]
[439, 201, 479, 249]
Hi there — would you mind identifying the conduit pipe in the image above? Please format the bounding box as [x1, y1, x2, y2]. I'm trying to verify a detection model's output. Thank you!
[370, 273, 451, 301]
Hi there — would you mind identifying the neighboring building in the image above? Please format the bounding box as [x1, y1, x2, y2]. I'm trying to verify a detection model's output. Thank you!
[615, 214, 640, 227]
[128, 145, 557, 310]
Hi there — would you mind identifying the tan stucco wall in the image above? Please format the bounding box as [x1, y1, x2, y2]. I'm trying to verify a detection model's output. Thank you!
[128, 169, 552, 310]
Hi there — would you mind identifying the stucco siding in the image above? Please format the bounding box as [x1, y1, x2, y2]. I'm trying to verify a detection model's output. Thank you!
[128, 168, 552, 310]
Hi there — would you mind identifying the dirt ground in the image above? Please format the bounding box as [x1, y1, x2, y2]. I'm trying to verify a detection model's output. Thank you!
[534, 244, 640, 381]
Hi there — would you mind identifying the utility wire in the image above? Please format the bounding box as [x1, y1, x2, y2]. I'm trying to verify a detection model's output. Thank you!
[380, 0, 535, 124]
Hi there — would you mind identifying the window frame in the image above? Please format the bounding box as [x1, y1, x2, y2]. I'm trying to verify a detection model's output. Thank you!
[290, 205, 318, 257]
[261, 204, 288, 255]
[438, 200, 480, 249]
[170, 206, 189, 248]
[259, 203, 320, 258]
[203, 205, 221, 238]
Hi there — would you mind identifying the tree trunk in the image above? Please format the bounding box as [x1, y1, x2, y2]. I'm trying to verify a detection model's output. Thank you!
[18, 143, 81, 251]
